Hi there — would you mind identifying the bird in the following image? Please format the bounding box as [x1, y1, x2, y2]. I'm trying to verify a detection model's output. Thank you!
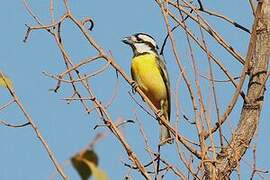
[122, 33, 172, 145]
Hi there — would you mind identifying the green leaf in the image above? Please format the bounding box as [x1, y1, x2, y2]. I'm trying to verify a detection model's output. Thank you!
[0, 72, 12, 88]
[71, 149, 108, 180]
[82, 160, 108, 180]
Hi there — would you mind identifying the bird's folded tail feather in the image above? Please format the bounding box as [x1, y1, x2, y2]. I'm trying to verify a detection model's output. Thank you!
[160, 125, 173, 145]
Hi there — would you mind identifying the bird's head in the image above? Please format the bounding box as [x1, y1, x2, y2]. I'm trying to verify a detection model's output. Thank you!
[122, 33, 159, 55]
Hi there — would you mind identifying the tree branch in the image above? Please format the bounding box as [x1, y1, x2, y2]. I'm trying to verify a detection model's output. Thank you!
[208, 1, 270, 178]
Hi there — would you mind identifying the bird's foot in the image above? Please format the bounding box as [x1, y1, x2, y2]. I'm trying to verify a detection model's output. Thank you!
[131, 81, 139, 94]
[156, 109, 164, 118]
[156, 110, 164, 124]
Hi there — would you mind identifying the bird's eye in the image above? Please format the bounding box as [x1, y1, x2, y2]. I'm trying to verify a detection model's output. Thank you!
[136, 37, 143, 42]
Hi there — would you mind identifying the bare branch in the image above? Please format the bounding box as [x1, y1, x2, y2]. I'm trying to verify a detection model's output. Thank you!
[0, 72, 68, 179]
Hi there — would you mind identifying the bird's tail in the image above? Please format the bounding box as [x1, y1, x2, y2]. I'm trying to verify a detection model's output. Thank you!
[160, 125, 172, 145]
[159, 99, 173, 145]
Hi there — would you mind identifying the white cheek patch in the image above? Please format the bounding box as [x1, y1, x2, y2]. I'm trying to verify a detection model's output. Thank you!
[131, 36, 137, 42]
[137, 34, 157, 48]
[134, 43, 152, 54]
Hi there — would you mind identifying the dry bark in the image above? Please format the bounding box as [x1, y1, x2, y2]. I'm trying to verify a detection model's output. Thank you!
[205, 1, 270, 179]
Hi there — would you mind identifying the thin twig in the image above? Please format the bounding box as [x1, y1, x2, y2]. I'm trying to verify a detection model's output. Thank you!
[0, 120, 30, 128]
[0, 99, 15, 111]
[248, 0, 256, 16]
[0, 72, 67, 179]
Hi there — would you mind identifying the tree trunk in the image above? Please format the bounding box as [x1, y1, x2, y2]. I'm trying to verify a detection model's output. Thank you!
[205, 1, 270, 179]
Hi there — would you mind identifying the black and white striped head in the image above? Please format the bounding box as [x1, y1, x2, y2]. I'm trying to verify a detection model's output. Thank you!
[122, 33, 159, 55]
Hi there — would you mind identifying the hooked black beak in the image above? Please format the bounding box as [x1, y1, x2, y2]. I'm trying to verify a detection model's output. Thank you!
[122, 36, 132, 45]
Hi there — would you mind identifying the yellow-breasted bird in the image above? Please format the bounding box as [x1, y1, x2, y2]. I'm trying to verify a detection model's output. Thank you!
[122, 33, 172, 145]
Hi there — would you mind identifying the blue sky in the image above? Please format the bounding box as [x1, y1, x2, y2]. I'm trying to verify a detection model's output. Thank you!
[0, 1, 269, 179]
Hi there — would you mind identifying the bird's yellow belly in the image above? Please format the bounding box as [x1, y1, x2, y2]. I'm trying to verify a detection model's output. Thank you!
[132, 55, 167, 107]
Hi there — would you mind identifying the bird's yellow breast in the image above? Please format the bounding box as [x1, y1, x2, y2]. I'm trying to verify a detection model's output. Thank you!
[131, 53, 167, 107]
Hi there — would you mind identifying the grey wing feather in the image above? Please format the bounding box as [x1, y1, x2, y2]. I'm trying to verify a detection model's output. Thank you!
[155, 54, 171, 120]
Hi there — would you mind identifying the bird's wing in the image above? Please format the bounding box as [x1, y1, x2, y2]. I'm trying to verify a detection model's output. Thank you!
[131, 66, 136, 82]
[155, 54, 171, 120]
